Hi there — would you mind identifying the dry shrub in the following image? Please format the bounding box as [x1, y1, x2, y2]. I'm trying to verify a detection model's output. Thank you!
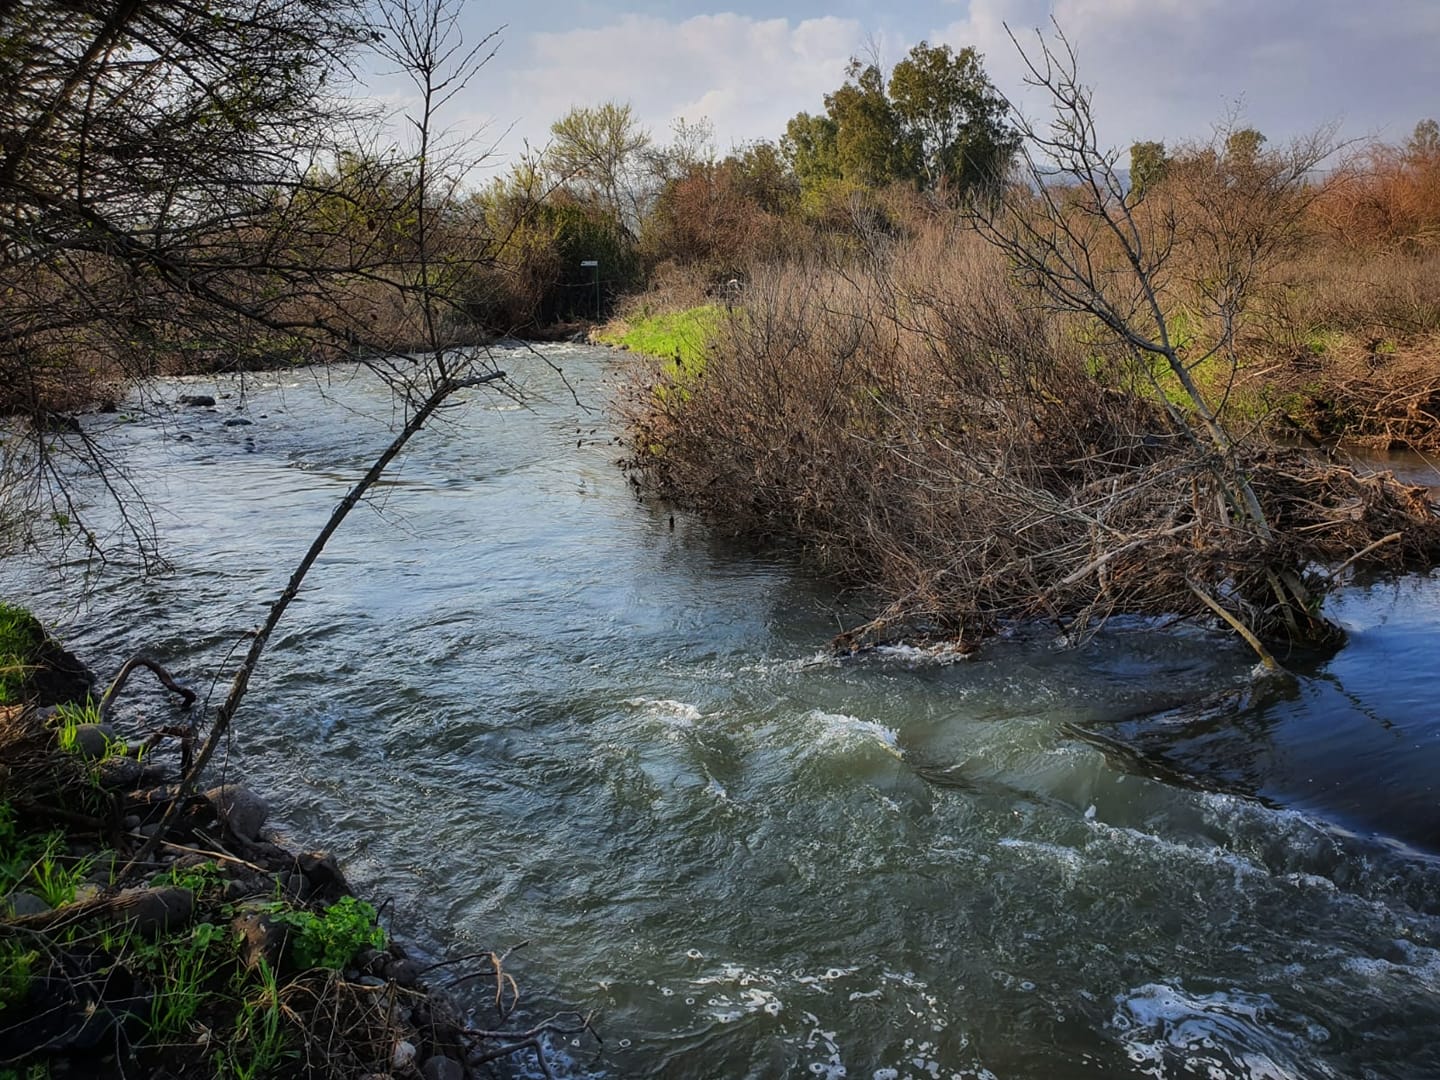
[1234, 247, 1440, 449]
[1311, 139, 1440, 252]
[625, 225, 1440, 643]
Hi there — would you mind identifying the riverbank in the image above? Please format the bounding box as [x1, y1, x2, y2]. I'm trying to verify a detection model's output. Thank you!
[612, 251, 1440, 655]
[0, 606, 588, 1078]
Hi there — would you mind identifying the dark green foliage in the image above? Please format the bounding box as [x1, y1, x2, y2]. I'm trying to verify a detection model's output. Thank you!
[889, 41, 1016, 194]
[782, 43, 1014, 200]
[825, 60, 920, 190]
[272, 896, 385, 971]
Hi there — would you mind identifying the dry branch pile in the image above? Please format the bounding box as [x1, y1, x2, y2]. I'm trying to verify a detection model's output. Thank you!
[623, 235, 1440, 649]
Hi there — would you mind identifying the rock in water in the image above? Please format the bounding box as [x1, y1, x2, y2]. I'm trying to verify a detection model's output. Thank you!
[204, 784, 269, 842]
[178, 394, 216, 407]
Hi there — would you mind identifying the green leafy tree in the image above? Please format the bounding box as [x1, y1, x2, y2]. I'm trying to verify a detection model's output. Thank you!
[781, 111, 843, 195]
[548, 101, 651, 231]
[888, 41, 1016, 193]
[825, 60, 919, 189]
[1129, 140, 1170, 196]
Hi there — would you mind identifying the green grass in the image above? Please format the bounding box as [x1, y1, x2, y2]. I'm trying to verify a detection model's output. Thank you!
[0, 603, 43, 706]
[0, 939, 38, 1015]
[137, 921, 231, 1041]
[218, 958, 292, 1079]
[596, 305, 723, 385]
[1, 805, 95, 912]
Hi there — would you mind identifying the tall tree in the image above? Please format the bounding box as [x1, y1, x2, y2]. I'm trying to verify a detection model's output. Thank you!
[1129, 140, 1170, 196]
[888, 41, 1015, 193]
[548, 101, 651, 231]
[824, 60, 917, 189]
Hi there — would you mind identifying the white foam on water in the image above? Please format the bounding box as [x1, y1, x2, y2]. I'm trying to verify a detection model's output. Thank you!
[742, 650, 841, 674]
[870, 642, 973, 666]
[1341, 939, 1440, 990]
[806, 710, 904, 758]
[624, 697, 702, 727]
[1111, 982, 1336, 1080]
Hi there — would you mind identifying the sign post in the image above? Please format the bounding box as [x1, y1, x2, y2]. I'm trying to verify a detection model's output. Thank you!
[580, 260, 600, 320]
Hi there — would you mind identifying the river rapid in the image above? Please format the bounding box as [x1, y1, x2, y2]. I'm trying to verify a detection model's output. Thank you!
[6, 344, 1440, 1079]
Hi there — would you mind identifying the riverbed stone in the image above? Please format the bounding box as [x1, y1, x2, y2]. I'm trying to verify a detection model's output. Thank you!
[178, 394, 216, 407]
[381, 956, 422, 987]
[109, 886, 195, 938]
[6, 891, 50, 917]
[204, 784, 268, 842]
[296, 849, 350, 899]
[356, 947, 387, 975]
[391, 1040, 417, 1069]
[95, 755, 142, 788]
[71, 722, 117, 760]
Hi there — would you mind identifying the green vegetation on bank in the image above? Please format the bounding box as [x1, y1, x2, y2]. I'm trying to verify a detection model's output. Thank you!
[0, 608, 465, 1079]
[0, 604, 43, 706]
[596, 305, 723, 382]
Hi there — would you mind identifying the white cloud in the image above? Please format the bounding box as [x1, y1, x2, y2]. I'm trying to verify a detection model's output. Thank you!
[934, 0, 1440, 151]
[484, 13, 872, 156]
[366, 2, 1440, 172]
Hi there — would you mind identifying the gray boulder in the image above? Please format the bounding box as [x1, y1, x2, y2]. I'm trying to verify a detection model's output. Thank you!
[204, 784, 269, 842]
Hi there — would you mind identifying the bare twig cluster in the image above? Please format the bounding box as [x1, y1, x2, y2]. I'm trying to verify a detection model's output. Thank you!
[624, 224, 1440, 654]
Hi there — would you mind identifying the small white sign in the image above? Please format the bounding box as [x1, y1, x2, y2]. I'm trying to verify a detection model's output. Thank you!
[580, 260, 598, 267]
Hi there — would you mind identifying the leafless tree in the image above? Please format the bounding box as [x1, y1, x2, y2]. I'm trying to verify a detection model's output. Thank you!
[969, 22, 1350, 651]
[179, 0, 508, 789]
[972, 22, 1335, 541]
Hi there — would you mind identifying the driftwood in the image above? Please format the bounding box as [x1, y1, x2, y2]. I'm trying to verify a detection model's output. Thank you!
[98, 655, 196, 720]
[0, 887, 194, 940]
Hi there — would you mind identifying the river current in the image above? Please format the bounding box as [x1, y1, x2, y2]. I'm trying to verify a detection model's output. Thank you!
[6, 344, 1440, 1079]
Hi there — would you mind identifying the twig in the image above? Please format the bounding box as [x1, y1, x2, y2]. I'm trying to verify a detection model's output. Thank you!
[98, 655, 196, 721]
[1187, 580, 1281, 670]
[1326, 531, 1404, 581]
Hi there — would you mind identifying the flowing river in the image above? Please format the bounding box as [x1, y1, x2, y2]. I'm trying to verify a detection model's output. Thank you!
[6, 344, 1440, 1079]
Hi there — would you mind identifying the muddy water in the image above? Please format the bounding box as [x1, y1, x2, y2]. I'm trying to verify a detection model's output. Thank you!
[6, 345, 1440, 1079]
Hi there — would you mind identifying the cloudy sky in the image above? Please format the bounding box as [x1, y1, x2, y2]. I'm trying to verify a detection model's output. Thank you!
[372, 0, 1440, 169]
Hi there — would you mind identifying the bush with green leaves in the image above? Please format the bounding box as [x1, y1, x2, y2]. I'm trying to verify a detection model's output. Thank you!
[273, 896, 385, 971]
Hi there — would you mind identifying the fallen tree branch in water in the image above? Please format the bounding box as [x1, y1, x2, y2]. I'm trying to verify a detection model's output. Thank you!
[1187, 580, 1280, 670]
[98, 655, 196, 720]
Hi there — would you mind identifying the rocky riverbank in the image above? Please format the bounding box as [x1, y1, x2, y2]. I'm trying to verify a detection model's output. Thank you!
[0, 609, 586, 1078]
